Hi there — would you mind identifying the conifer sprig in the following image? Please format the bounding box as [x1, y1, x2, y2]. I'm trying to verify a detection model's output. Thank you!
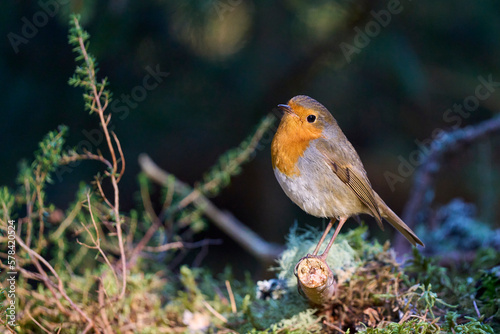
[68, 14, 111, 114]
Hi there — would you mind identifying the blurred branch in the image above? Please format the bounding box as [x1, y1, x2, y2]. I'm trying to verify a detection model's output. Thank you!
[143, 239, 222, 253]
[139, 154, 284, 263]
[179, 113, 276, 208]
[399, 114, 500, 252]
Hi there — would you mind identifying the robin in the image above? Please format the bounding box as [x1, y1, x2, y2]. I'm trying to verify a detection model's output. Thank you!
[271, 95, 424, 260]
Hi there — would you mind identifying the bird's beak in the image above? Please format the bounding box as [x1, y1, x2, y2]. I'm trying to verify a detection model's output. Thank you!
[278, 104, 294, 116]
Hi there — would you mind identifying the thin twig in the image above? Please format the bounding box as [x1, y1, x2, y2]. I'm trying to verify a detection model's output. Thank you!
[24, 178, 33, 248]
[51, 198, 83, 241]
[34, 166, 48, 252]
[60, 150, 113, 170]
[323, 321, 345, 334]
[225, 280, 237, 314]
[16, 235, 96, 329]
[27, 311, 52, 334]
[98, 279, 114, 334]
[473, 300, 481, 318]
[112, 131, 126, 183]
[29, 256, 70, 316]
[94, 178, 114, 209]
[202, 300, 228, 323]
[77, 192, 119, 287]
[126, 176, 162, 268]
[143, 241, 183, 252]
[111, 166, 127, 299]
[143, 239, 223, 252]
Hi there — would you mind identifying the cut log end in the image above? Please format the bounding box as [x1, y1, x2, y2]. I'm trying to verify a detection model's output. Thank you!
[295, 255, 337, 305]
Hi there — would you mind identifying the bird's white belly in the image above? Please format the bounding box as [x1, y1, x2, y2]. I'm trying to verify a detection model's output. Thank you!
[274, 157, 361, 219]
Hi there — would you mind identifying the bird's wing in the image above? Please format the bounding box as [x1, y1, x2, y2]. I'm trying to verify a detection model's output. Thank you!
[316, 140, 384, 230]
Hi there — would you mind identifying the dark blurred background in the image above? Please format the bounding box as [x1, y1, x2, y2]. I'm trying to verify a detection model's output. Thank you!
[1, 0, 499, 276]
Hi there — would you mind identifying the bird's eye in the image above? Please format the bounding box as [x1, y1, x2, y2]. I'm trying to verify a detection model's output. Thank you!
[306, 115, 316, 123]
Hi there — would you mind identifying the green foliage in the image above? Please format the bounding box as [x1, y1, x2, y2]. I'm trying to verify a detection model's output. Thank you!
[0, 14, 282, 332]
[0, 186, 14, 221]
[67, 14, 111, 114]
[412, 284, 456, 319]
[0, 288, 6, 319]
[444, 312, 495, 334]
[198, 113, 276, 198]
[245, 307, 322, 334]
[243, 226, 495, 333]
[405, 246, 500, 331]
[33, 125, 68, 179]
[359, 311, 494, 334]
[135, 111, 277, 259]
[359, 319, 440, 334]
[405, 247, 452, 291]
[147, 224, 497, 333]
[243, 292, 320, 333]
[277, 223, 364, 286]
[165, 265, 257, 332]
[474, 265, 500, 332]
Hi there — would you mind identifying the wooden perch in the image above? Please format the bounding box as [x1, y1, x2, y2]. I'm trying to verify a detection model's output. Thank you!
[138, 154, 284, 263]
[398, 114, 500, 252]
[295, 255, 337, 305]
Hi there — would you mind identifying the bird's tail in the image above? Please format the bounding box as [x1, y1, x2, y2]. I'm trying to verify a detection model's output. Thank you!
[376, 194, 424, 247]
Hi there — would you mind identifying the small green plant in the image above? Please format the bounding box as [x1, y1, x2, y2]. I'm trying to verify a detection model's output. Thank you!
[0, 14, 277, 333]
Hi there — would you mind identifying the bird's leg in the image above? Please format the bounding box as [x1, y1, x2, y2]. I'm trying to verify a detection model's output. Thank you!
[319, 216, 347, 260]
[311, 219, 336, 256]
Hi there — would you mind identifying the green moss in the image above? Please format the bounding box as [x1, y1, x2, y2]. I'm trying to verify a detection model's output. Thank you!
[276, 223, 368, 286]
[359, 319, 440, 333]
[358, 311, 495, 334]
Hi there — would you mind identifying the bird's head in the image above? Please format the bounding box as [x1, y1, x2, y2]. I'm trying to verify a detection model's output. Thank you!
[271, 95, 337, 175]
[277, 95, 336, 140]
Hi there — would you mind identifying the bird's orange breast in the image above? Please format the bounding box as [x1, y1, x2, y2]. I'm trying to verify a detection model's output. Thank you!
[271, 116, 323, 177]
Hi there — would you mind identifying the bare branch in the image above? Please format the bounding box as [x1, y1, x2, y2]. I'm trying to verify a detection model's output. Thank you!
[59, 150, 113, 170]
[112, 131, 126, 183]
[138, 154, 284, 263]
[94, 177, 114, 209]
[83, 192, 119, 287]
[27, 311, 52, 334]
[399, 114, 500, 252]
[179, 113, 276, 209]
[143, 239, 223, 252]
